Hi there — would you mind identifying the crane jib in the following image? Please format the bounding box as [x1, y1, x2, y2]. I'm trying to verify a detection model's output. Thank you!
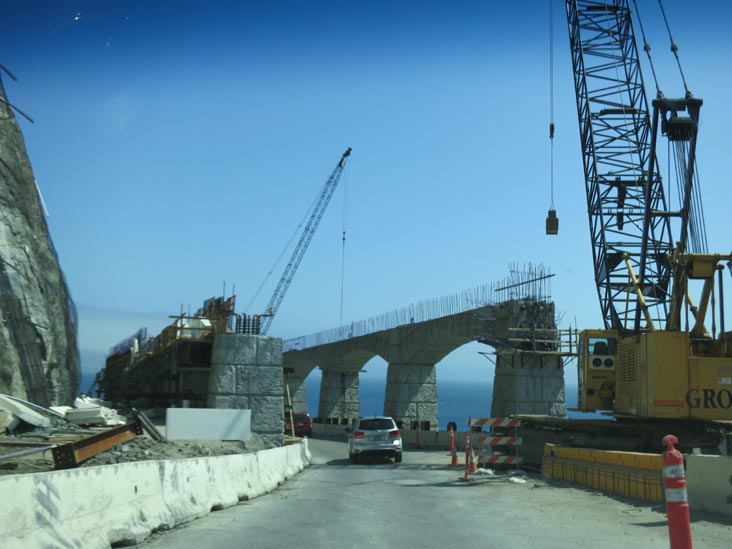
[258, 148, 352, 335]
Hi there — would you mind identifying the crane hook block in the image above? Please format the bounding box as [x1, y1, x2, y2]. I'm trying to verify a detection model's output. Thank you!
[546, 209, 559, 235]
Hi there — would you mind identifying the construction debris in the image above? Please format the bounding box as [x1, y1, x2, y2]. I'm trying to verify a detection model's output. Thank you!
[0, 394, 53, 429]
[0, 393, 271, 476]
[0, 393, 126, 435]
[0, 409, 19, 433]
[473, 467, 495, 476]
[63, 395, 126, 426]
[131, 409, 165, 441]
[52, 421, 143, 469]
[0, 392, 134, 472]
[80, 436, 264, 467]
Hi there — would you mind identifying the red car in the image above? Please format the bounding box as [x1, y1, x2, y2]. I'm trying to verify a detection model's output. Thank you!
[285, 412, 313, 437]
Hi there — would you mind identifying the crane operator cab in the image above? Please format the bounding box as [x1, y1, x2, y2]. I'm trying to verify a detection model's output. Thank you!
[577, 329, 618, 411]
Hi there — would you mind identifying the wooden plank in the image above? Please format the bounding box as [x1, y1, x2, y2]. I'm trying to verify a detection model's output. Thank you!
[73, 429, 138, 463]
[52, 421, 143, 469]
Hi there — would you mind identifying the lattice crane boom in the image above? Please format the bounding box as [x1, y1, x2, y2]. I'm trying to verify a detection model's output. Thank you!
[565, 0, 678, 333]
[259, 147, 352, 335]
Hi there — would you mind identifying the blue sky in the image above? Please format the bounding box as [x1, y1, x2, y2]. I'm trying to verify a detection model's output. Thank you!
[2, 1, 731, 390]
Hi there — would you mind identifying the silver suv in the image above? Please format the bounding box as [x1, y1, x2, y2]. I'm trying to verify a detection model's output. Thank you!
[347, 416, 402, 463]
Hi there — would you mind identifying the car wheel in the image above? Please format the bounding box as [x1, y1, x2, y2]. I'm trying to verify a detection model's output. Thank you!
[349, 453, 358, 464]
[394, 452, 402, 463]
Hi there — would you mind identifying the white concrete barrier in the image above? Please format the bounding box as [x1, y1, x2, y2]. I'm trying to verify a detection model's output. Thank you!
[399, 429, 470, 449]
[0, 440, 311, 549]
[686, 454, 732, 519]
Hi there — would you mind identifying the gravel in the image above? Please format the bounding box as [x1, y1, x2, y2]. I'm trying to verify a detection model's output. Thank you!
[81, 433, 276, 467]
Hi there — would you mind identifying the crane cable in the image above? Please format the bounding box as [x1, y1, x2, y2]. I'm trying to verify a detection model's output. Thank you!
[339, 162, 349, 327]
[243, 190, 320, 313]
[657, 0, 706, 253]
[631, 0, 662, 97]
[548, 0, 555, 211]
[657, 0, 690, 96]
[671, 139, 708, 253]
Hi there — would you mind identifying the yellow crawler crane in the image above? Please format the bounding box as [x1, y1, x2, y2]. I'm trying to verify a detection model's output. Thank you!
[566, 2, 732, 423]
[578, 254, 732, 420]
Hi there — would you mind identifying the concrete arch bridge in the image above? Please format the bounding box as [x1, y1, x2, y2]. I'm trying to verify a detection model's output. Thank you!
[283, 288, 568, 429]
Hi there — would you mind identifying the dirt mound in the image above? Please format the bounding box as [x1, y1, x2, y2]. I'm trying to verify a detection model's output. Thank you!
[82, 432, 276, 467]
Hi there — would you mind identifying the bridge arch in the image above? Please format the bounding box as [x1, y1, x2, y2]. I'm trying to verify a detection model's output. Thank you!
[284, 298, 566, 429]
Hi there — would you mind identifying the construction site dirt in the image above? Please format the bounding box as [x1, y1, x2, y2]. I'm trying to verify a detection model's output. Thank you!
[0, 428, 276, 476]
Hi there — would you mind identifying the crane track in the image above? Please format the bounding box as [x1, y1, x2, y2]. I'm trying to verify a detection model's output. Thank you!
[513, 414, 732, 467]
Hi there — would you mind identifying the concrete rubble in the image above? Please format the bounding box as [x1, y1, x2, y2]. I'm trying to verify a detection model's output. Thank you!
[0, 391, 275, 476]
[81, 433, 274, 467]
[0, 394, 53, 430]
[56, 395, 127, 426]
[0, 393, 125, 434]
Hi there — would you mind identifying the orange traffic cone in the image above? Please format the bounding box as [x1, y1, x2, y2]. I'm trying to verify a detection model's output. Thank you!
[469, 447, 477, 474]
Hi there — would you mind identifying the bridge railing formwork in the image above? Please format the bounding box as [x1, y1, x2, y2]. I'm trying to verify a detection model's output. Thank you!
[284, 263, 553, 352]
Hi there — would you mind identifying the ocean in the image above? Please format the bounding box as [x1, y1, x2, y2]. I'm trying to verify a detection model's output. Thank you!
[306, 376, 593, 430]
[81, 371, 597, 429]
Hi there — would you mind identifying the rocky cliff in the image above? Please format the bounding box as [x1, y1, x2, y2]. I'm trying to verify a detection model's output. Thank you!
[0, 76, 79, 406]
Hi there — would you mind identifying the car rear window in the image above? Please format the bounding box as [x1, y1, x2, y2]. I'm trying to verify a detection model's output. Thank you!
[358, 418, 395, 431]
[293, 413, 309, 421]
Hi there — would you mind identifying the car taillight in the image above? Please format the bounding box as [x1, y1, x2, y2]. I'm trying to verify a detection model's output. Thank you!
[389, 429, 400, 438]
[353, 431, 365, 438]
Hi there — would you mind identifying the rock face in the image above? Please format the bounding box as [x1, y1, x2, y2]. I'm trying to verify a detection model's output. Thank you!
[0, 77, 79, 406]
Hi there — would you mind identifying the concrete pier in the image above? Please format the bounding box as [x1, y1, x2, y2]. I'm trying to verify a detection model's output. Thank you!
[490, 350, 566, 417]
[285, 374, 308, 413]
[207, 334, 284, 446]
[317, 370, 360, 422]
[384, 363, 438, 429]
[489, 300, 566, 417]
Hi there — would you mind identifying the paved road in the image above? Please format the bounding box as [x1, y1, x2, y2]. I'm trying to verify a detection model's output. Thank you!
[141, 438, 731, 548]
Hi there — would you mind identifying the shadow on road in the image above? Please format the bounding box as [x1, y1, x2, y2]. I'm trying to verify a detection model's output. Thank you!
[325, 455, 397, 466]
[632, 521, 667, 528]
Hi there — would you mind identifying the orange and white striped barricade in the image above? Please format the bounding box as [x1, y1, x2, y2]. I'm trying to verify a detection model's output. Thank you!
[468, 417, 521, 430]
[466, 417, 523, 468]
[662, 434, 692, 549]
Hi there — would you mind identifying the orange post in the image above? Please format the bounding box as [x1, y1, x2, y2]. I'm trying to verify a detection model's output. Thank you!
[464, 433, 471, 480]
[449, 425, 459, 465]
[662, 434, 693, 549]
